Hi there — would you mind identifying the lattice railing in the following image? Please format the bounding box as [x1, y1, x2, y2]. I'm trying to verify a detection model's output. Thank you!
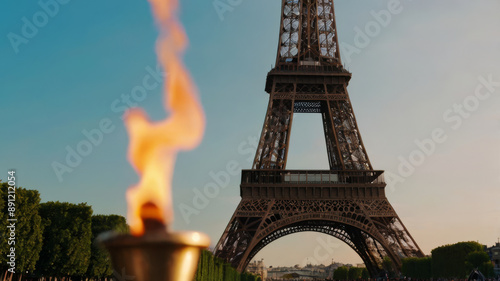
[241, 170, 385, 185]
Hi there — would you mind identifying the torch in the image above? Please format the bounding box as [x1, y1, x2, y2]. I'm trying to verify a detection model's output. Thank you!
[98, 0, 210, 280]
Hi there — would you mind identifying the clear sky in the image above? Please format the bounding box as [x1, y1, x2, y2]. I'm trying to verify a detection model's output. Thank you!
[1, 0, 500, 267]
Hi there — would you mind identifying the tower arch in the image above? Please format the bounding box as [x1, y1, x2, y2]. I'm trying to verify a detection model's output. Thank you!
[245, 217, 402, 276]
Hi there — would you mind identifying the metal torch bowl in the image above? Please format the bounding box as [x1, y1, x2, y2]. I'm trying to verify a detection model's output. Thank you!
[98, 230, 210, 281]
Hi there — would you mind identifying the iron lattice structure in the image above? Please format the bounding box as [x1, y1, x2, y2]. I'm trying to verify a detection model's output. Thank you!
[214, 0, 423, 275]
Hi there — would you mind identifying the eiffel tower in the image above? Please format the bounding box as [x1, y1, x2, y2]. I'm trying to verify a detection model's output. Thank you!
[214, 0, 423, 275]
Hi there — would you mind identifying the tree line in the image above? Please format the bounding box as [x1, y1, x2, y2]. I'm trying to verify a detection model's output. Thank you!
[330, 242, 494, 280]
[0, 183, 259, 281]
[0, 183, 128, 280]
[194, 250, 261, 281]
[333, 266, 370, 280]
[401, 241, 495, 279]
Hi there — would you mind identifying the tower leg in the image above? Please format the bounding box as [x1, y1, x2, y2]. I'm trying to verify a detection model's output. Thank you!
[253, 98, 294, 170]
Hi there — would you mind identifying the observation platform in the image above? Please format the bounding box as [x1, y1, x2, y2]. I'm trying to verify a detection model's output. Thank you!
[240, 170, 386, 200]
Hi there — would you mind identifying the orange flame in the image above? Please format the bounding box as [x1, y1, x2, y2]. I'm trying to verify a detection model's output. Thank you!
[125, 0, 205, 236]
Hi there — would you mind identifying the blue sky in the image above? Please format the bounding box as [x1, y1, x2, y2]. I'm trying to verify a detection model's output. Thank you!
[1, 0, 500, 267]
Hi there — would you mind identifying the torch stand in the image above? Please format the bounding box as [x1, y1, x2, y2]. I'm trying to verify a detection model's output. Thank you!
[98, 230, 210, 281]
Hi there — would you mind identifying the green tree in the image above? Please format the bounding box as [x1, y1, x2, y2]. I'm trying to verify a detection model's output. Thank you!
[193, 250, 262, 281]
[479, 262, 495, 278]
[224, 262, 240, 281]
[333, 266, 349, 280]
[35, 202, 92, 278]
[348, 267, 363, 279]
[466, 251, 495, 277]
[194, 250, 203, 281]
[86, 214, 127, 279]
[241, 271, 258, 281]
[401, 257, 432, 279]
[361, 268, 370, 279]
[382, 257, 396, 277]
[431, 241, 484, 278]
[282, 273, 299, 279]
[0, 184, 43, 278]
[202, 250, 209, 280]
[466, 251, 490, 269]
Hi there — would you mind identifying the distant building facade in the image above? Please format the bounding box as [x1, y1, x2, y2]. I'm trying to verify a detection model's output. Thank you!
[487, 242, 500, 277]
[265, 262, 354, 280]
[247, 259, 267, 280]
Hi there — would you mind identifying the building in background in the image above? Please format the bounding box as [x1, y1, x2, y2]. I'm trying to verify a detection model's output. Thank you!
[247, 259, 267, 280]
[487, 242, 500, 277]
[265, 262, 352, 280]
